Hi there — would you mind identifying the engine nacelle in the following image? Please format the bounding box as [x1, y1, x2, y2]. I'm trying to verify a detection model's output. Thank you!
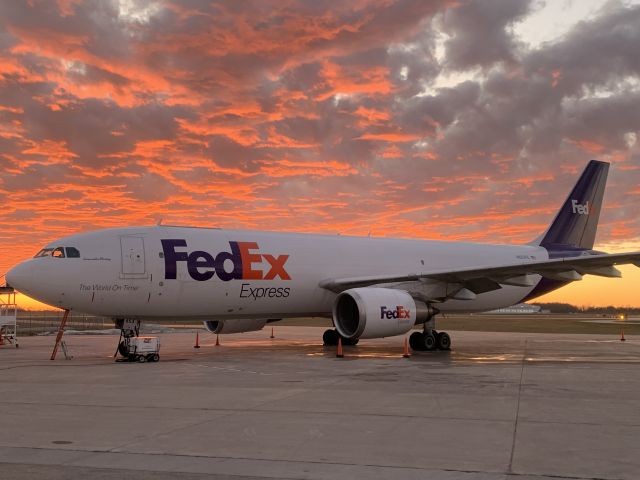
[333, 288, 428, 340]
[203, 318, 267, 334]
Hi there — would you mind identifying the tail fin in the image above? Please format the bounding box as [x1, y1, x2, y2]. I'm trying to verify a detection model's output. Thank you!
[536, 160, 609, 251]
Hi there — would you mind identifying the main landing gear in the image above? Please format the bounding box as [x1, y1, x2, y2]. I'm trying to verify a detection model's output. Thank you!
[409, 330, 451, 351]
[409, 310, 451, 352]
[322, 329, 359, 346]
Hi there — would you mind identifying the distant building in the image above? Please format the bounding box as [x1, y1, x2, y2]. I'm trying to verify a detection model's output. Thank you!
[483, 303, 543, 314]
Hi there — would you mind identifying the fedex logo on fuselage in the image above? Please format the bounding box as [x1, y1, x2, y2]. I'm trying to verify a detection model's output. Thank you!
[571, 199, 590, 215]
[161, 239, 291, 282]
[380, 305, 411, 320]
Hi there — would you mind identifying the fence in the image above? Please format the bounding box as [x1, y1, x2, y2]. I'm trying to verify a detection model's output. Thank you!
[17, 311, 113, 336]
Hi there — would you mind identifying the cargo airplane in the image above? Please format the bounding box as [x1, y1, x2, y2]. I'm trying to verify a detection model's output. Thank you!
[6, 160, 640, 351]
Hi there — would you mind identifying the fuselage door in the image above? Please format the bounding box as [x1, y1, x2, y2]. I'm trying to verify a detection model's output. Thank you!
[120, 236, 146, 277]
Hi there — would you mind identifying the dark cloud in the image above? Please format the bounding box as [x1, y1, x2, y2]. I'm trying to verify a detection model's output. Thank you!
[33, 99, 186, 164]
[123, 172, 181, 202]
[207, 135, 265, 171]
[525, 2, 640, 94]
[561, 91, 640, 151]
[0, 76, 191, 168]
[68, 64, 132, 88]
[399, 80, 481, 133]
[440, 0, 533, 70]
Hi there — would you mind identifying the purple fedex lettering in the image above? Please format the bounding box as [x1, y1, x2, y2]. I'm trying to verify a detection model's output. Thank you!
[187, 251, 215, 281]
[162, 239, 242, 281]
[380, 305, 411, 319]
[162, 239, 188, 279]
[214, 241, 243, 281]
[161, 239, 290, 282]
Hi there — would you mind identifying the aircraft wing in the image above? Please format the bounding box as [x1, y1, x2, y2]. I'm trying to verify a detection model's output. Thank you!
[319, 251, 640, 298]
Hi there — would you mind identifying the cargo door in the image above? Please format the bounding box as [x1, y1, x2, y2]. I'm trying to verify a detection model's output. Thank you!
[120, 236, 146, 277]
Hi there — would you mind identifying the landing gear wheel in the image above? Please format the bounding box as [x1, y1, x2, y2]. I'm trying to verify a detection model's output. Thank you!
[436, 332, 451, 350]
[323, 329, 339, 346]
[424, 332, 437, 351]
[137, 355, 146, 363]
[409, 331, 426, 351]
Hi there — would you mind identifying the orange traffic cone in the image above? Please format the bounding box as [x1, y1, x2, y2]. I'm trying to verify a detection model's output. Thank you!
[194, 332, 201, 349]
[215, 334, 220, 346]
[621, 330, 626, 342]
[402, 337, 410, 358]
[336, 337, 344, 358]
[270, 327, 275, 339]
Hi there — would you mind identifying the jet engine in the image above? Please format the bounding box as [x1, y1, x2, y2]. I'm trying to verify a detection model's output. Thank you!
[332, 287, 429, 340]
[203, 318, 267, 334]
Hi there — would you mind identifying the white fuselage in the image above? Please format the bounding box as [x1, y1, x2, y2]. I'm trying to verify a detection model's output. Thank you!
[9, 226, 548, 320]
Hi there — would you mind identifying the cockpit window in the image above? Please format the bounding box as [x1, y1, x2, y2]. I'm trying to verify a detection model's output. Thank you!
[34, 246, 80, 258]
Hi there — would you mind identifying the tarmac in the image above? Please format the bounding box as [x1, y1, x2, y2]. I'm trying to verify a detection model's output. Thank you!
[0, 327, 638, 480]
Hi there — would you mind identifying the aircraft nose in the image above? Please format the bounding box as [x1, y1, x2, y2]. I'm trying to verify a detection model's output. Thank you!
[6, 261, 34, 292]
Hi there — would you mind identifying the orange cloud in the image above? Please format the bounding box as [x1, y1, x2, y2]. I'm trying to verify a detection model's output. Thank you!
[259, 159, 357, 178]
[358, 132, 421, 142]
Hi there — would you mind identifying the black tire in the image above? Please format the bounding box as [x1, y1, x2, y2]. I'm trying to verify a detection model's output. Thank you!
[409, 331, 425, 351]
[152, 354, 160, 362]
[137, 355, 146, 363]
[342, 337, 359, 346]
[118, 341, 129, 357]
[436, 332, 451, 350]
[424, 333, 437, 351]
[323, 329, 339, 346]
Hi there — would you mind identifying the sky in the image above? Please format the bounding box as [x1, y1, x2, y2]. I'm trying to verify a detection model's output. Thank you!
[0, 0, 639, 309]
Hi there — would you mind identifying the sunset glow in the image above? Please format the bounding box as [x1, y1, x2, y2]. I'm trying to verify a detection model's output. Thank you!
[1, 1, 639, 309]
